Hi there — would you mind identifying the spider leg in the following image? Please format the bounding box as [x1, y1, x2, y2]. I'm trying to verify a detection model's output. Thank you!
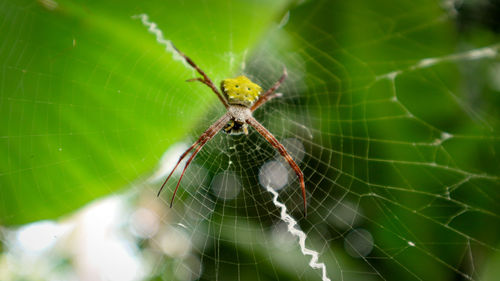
[186, 77, 216, 90]
[157, 143, 196, 197]
[172, 44, 229, 108]
[157, 114, 231, 206]
[168, 140, 205, 207]
[251, 67, 287, 112]
[246, 116, 307, 216]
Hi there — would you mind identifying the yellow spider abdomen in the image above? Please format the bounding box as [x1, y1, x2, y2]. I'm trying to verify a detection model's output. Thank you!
[221, 76, 262, 107]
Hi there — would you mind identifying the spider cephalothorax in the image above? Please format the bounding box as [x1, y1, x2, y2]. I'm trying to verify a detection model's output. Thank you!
[158, 44, 307, 215]
[223, 105, 252, 135]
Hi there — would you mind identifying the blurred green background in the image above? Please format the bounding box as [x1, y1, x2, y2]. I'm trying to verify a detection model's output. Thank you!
[1, 0, 500, 280]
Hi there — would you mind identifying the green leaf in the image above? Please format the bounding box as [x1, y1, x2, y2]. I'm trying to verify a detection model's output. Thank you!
[0, 0, 288, 225]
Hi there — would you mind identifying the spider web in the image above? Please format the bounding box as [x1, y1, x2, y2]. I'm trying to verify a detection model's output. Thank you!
[141, 6, 500, 281]
[1, 0, 500, 281]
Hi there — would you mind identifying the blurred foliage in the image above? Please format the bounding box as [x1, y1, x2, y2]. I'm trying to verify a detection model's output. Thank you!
[1, 0, 500, 280]
[0, 0, 287, 225]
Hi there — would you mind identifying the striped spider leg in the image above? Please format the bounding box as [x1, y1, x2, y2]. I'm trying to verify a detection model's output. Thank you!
[246, 116, 307, 216]
[158, 113, 230, 207]
[171, 44, 228, 109]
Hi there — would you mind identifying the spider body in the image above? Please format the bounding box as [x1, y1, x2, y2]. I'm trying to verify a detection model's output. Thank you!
[223, 104, 252, 135]
[158, 45, 307, 216]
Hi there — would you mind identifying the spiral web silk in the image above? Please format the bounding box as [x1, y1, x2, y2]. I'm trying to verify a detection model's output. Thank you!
[1, 0, 500, 280]
[137, 10, 500, 281]
[134, 14, 331, 280]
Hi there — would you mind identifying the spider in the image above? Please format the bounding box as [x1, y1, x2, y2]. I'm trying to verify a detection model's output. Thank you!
[158, 44, 307, 215]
